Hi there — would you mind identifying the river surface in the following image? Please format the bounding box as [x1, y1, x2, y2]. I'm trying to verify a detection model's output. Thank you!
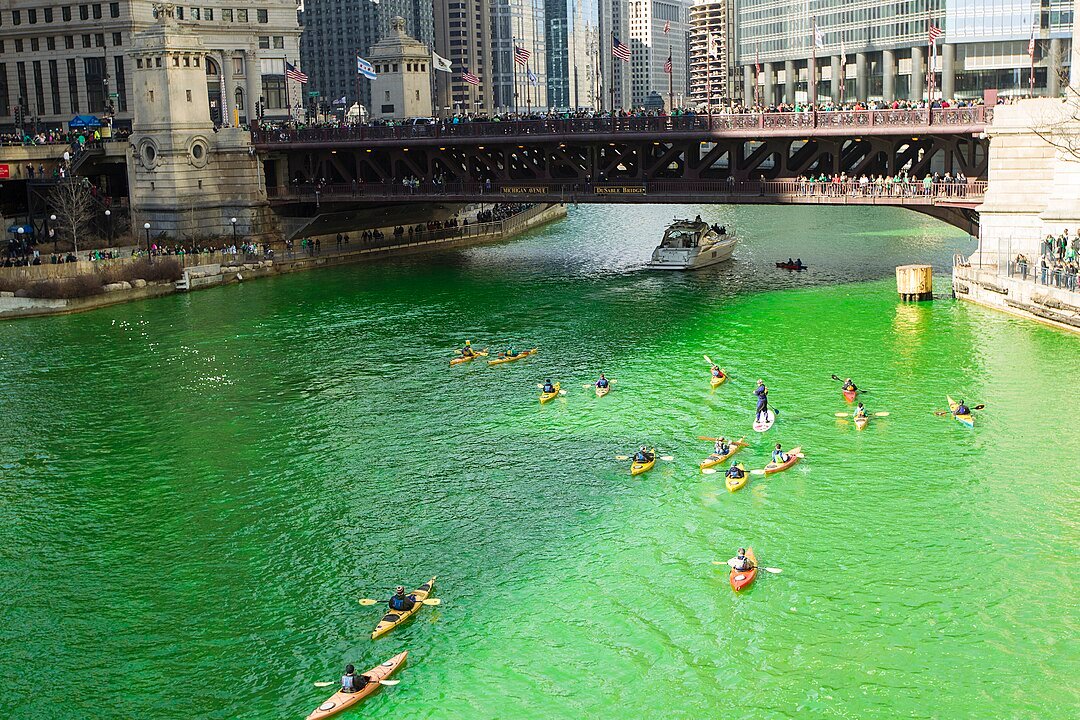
[1, 205, 1077, 719]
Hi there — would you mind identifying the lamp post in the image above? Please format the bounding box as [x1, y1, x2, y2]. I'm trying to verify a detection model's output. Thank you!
[16, 226, 25, 256]
[143, 222, 151, 260]
[104, 209, 112, 245]
[49, 213, 57, 252]
[231, 216, 238, 245]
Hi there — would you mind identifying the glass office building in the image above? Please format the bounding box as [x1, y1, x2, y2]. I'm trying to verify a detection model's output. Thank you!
[732, 0, 1075, 105]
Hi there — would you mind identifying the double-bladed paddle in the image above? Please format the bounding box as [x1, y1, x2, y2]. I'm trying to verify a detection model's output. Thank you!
[313, 679, 401, 688]
[358, 597, 441, 607]
[711, 561, 783, 574]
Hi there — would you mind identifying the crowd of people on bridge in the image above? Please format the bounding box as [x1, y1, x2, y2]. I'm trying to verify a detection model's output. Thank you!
[796, 170, 971, 198]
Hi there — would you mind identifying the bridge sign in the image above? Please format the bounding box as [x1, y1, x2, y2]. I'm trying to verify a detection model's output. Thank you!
[595, 185, 646, 195]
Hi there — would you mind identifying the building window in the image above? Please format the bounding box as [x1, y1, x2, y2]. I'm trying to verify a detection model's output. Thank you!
[262, 76, 285, 108]
[191, 8, 200, 21]
[32, 61, 46, 114]
[257, 9, 268, 23]
[44, 7, 55, 23]
[204, 9, 213, 21]
[222, 9, 233, 22]
[234, 86, 244, 110]
[79, 5, 89, 21]
[49, 60, 61, 114]
[92, 4, 101, 20]
[272, 36, 284, 49]
[14, 39, 23, 52]
[237, 9, 248, 22]
[258, 36, 270, 49]
[47, 37, 56, 51]
[82, 34, 91, 48]
[0, 64, 8, 119]
[176, 7, 183, 20]
[233, 56, 244, 75]
[28, 9, 38, 24]
[12, 10, 21, 25]
[65, 36, 74, 49]
[63, 7, 72, 22]
[67, 58, 79, 112]
[110, 2, 119, 18]
[16, 63, 29, 114]
[112, 32, 121, 46]
[114, 55, 126, 110]
[31, 38, 39, 52]
[84, 56, 107, 112]
[95, 33, 105, 48]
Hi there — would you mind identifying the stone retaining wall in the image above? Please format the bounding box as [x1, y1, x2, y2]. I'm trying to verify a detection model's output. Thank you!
[953, 263, 1080, 334]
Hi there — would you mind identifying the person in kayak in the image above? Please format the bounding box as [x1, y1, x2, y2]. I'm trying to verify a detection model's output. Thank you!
[634, 446, 654, 463]
[711, 364, 723, 378]
[843, 378, 858, 392]
[542, 379, 556, 394]
[728, 548, 754, 571]
[460, 341, 475, 358]
[853, 402, 867, 419]
[754, 380, 769, 422]
[596, 374, 609, 389]
[388, 586, 417, 612]
[795, 258, 803, 267]
[713, 437, 731, 457]
[954, 399, 970, 415]
[726, 462, 745, 479]
[771, 443, 790, 464]
[341, 664, 373, 693]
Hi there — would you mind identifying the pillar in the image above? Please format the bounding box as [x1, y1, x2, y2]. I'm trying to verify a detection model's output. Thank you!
[1049, 37, 1063, 97]
[910, 45, 924, 101]
[244, 49, 262, 123]
[830, 55, 842, 102]
[763, 62, 775, 106]
[856, 52, 868, 102]
[743, 64, 754, 107]
[808, 57, 819, 105]
[1072, 0, 1080, 88]
[784, 60, 796, 104]
[882, 49, 896, 102]
[941, 44, 956, 101]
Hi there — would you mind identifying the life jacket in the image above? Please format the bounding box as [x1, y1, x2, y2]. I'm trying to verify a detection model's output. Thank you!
[389, 595, 409, 611]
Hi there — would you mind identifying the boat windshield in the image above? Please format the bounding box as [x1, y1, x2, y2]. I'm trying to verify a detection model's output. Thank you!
[664, 228, 700, 248]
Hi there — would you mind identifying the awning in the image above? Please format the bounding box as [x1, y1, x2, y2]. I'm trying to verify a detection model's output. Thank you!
[7, 224, 34, 234]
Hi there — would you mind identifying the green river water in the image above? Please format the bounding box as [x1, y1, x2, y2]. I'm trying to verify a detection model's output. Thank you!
[1, 205, 1077, 719]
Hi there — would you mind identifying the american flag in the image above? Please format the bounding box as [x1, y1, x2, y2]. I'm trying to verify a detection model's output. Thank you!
[664, 53, 672, 74]
[663, 20, 670, 34]
[514, 45, 531, 66]
[928, 24, 943, 44]
[612, 35, 630, 61]
[285, 62, 308, 84]
[461, 68, 480, 86]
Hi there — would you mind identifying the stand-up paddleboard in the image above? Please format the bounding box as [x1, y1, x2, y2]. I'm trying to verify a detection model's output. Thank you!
[753, 409, 776, 432]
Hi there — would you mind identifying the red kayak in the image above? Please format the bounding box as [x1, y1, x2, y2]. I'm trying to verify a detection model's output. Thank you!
[776, 262, 807, 271]
[843, 388, 857, 403]
[729, 548, 758, 592]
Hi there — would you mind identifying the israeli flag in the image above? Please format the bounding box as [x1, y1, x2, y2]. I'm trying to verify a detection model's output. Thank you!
[357, 56, 377, 80]
[527, 68, 538, 86]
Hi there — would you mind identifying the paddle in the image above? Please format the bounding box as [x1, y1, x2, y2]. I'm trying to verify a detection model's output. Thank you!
[582, 379, 617, 389]
[358, 597, 442, 606]
[615, 454, 674, 462]
[830, 374, 869, 392]
[934, 404, 985, 416]
[314, 679, 401, 688]
[834, 411, 890, 418]
[711, 561, 783, 574]
[697, 435, 748, 444]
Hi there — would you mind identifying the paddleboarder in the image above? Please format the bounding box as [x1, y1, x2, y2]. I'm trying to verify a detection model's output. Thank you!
[754, 380, 769, 423]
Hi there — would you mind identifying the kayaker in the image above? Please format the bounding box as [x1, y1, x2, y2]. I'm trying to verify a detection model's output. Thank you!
[853, 402, 867, 418]
[634, 446, 653, 463]
[786, 258, 794, 266]
[461, 341, 475, 358]
[388, 586, 417, 612]
[754, 380, 769, 422]
[726, 462, 745, 479]
[771, 443, 789, 464]
[843, 378, 858, 392]
[795, 258, 803, 267]
[727, 548, 753, 571]
[954, 399, 970, 415]
[596, 374, 609, 389]
[711, 364, 723, 378]
[341, 664, 373, 693]
[713, 437, 730, 457]
[542, 379, 556, 394]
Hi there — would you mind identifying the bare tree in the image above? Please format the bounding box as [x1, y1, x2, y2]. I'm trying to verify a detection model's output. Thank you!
[49, 178, 95, 254]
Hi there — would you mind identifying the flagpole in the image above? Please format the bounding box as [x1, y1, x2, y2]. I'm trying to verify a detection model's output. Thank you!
[706, 32, 712, 118]
[283, 57, 291, 120]
[610, 32, 616, 113]
[1030, 32, 1036, 97]
[668, 44, 673, 111]
[810, 17, 817, 107]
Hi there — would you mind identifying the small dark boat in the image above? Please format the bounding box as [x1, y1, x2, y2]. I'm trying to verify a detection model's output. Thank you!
[775, 262, 808, 271]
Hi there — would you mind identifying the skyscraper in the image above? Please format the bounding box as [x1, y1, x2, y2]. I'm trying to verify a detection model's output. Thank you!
[688, 0, 732, 108]
[599, 0, 632, 109]
[300, 0, 381, 112]
[627, 0, 689, 108]
[434, 0, 494, 113]
[546, 0, 600, 109]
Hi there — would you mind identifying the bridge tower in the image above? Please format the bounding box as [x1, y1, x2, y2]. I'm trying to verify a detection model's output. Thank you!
[126, 4, 273, 241]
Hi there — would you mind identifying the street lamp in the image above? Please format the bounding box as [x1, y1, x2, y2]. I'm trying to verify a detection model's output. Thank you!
[231, 216, 238, 245]
[49, 214, 57, 252]
[143, 222, 151, 260]
[104, 209, 112, 245]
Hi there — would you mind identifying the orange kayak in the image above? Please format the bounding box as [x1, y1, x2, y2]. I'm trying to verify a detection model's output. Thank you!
[450, 349, 487, 366]
[305, 651, 407, 719]
[729, 548, 758, 591]
[763, 446, 802, 476]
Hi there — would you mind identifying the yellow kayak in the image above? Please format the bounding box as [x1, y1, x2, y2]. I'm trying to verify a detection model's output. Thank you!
[854, 414, 868, 430]
[630, 448, 656, 476]
[699, 438, 748, 471]
[306, 651, 407, 719]
[947, 395, 974, 428]
[539, 382, 561, 404]
[725, 463, 749, 492]
[449, 349, 487, 366]
[595, 385, 610, 398]
[371, 576, 436, 639]
[710, 370, 727, 388]
[488, 348, 538, 365]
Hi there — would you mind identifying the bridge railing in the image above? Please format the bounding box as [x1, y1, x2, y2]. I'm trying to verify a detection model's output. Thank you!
[267, 179, 987, 203]
[253, 107, 993, 145]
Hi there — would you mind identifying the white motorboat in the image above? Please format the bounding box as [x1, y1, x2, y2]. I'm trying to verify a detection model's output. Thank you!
[645, 218, 737, 270]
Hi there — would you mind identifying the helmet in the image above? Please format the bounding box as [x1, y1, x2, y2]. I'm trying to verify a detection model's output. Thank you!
[346, 664, 356, 673]
[396, 585, 405, 593]
[465, 340, 471, 345]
